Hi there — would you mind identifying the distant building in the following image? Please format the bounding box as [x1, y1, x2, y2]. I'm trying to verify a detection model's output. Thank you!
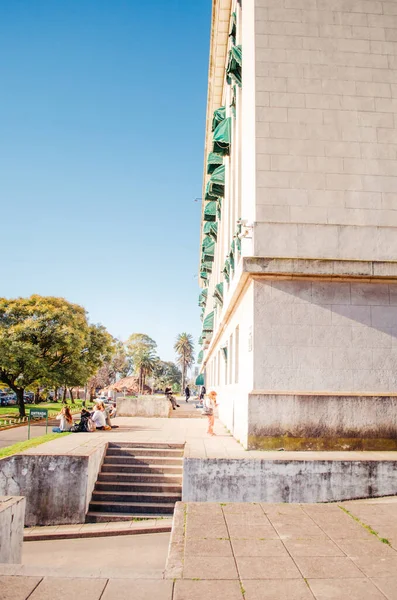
[198, 0, 397, 450]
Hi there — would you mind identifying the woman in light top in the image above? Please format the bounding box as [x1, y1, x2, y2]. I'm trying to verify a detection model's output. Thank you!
[91, 403, 107, 430]
[204, 391, 218, 436]
[52, 406, 73, 433]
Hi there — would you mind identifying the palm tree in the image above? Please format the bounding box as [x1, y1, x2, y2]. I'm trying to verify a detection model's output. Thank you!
[174, 333, 194, 394]
[134, 348, 158, 394]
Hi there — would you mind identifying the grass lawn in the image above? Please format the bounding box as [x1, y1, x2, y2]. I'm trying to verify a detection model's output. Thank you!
[0, 399, 94, 417]
[0, 432, 71, 460]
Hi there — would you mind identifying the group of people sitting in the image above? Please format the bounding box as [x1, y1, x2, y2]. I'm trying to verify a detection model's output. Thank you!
[52, 401, 117, 433]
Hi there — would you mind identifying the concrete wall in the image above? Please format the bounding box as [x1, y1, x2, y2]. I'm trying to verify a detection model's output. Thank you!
[117, 396, 171, 418]
[183, 457, 397, 503]
[205, 281, 254, 447]
[0, 444, 106, 526]
[254, 279, 397, 392]
[254, 0, 397, 261]
[0, 496, 25, 563]
[248, 393, 397, 450]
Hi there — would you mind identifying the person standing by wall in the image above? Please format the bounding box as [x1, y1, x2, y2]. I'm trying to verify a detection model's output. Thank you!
[184, 385, 191, 403]
[203, 391, 217, 436]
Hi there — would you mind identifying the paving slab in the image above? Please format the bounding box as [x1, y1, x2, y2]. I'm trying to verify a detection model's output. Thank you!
[101, 579, 173, 600]
[173, 580, 243, 600]
[242, 579, 314, 600]
[28, 577, 107, 600]
[308, 578, 387, 600]
[0, 575, 42, 600]
[372, 577, 397, 600]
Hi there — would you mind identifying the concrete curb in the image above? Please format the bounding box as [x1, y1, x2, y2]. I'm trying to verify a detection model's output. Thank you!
[24, 523, 172, 541]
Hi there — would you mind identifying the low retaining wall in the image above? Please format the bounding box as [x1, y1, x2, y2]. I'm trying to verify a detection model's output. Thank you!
[117, 395, 171, 418]
[248, 393, 397, 450]
[0, 496, 25, 563]
[183, 457, 397, 503]
[0, 444, 107, 526]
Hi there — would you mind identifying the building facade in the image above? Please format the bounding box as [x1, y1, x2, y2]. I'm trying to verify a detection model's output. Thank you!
[198, 0, 397, 450]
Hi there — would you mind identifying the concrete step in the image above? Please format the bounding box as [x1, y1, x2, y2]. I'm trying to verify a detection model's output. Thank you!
[88, 501, 175, 514]
[103, 456, 183, 466]
[108, 442, 185, 450]
[85, 512, 171, 523]
[95, 481, 182, 493]
[101, 464, 183, 474]
[25, 519, 173, 540]
[97, 472, 182, 484]
[106, 448, 184, 458]
[91, 490, 181, 503]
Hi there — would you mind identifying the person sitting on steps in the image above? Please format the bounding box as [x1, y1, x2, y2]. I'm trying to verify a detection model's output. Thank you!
[165, 387, 180, 409]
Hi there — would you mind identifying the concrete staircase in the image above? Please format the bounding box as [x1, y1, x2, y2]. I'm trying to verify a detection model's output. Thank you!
[85, 442, 184, 523]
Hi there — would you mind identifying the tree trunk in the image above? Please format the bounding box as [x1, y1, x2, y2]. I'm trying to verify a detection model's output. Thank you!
[62, 387, 67, 404]
[16, 388, 26, 417]
[69, 388, 74, 401]
[181, 350, 186, 394]
[34, 386, 40, 404]
[54, 387, 58, 402]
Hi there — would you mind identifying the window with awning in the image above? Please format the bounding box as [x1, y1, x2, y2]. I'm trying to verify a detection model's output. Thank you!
[198, 289, 208, 308]
[226, 45, 242, 88]
[207, 152, 223, 175]
[204, 201, 217, 222]
[213, 117, 231, 155]
[203, 311, 214, 333]
[217, 198, 222, 221]
[195, 373, 204, 386]
[213, 283, 224, 307]
[212, 106, 226, 131]
[202, 236, 215, 262]
[197, 350, 204, 365]
[204, 221, 218, 242]
[200, 260, 213, 274]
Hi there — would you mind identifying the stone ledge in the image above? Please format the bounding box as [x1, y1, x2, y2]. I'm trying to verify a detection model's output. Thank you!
[244, 257, 397, 280]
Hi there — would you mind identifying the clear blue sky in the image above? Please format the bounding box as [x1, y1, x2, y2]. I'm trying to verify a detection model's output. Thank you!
[0, 0, 211, 362]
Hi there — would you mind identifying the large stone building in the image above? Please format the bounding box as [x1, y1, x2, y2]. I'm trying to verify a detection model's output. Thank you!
[198, 0, 397, 450]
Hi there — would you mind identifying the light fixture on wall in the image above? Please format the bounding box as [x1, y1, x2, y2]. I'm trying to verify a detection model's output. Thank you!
[236, 218, 253, 240]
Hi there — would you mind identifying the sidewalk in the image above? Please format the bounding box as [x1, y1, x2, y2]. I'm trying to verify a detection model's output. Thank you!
[166, 498, 397, 600]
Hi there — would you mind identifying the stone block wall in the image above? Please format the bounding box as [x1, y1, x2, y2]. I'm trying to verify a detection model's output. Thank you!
[254, 278, 397, 392]
[253, 0, 397, 261]
[0, 496, 25, 563]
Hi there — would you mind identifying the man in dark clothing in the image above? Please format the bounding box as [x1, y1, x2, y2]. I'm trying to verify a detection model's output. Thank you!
[199, 385, 206, 400]
[184, 385, 191, 403]
[165, 387, 179, 409]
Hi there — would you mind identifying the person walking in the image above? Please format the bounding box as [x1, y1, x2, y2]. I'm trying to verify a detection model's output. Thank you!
[184, 385, 191, 403]
[203, 390, 217, 436]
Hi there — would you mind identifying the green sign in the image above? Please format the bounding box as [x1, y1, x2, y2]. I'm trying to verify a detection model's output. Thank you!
[28, 408, 48, 439]
[29, 409, 48, 420]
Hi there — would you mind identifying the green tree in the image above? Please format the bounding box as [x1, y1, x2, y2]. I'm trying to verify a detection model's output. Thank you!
[174, 333, 194, 394]
[126, 334, 158, 393]
[0, 295, 93, 416]
[153, 361, 181, 390]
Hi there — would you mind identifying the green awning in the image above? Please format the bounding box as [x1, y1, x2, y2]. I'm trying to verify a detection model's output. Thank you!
[205, 181, 219, 202]
[226, 45, 242, 88]
[235, 224, 242, 252]
[204, 202, 217, 221]
[200, 260, 213, 273]
[202, 236, 215, 262]
[198, 289, 208, 308]
[229, 12, 236, 44]
[213, 117, 231, 156]
[198, 336, 203, 345]
[197, 350, 204, 365]
[204, 201, 217, 222]
[212, 106, 226, 132]
[203, 311, 214, 333]
[207, 152, 223, 175]
[204, 221, 218, 242]
[195, 373, 204, 386]
[200, 271, 208, 282]
[209, 164, 225, 197]
[213, 283, 224, 307]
